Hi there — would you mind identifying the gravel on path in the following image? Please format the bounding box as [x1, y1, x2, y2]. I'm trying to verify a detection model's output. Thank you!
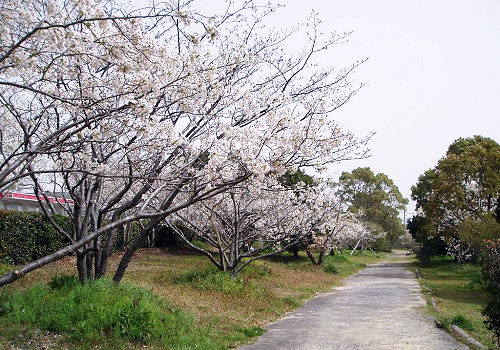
[239, 251, 468, 350]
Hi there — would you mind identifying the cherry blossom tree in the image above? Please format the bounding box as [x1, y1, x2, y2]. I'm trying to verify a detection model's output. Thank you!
[0, 0, 370, 286]
[297, 183, 378, 265]
[167, 177, 327, 275]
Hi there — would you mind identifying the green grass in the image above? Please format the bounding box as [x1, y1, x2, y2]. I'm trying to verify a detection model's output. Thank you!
[0, 262, 14, 275]
[0, 276, 222, 350]
[414, 255, 499, 349]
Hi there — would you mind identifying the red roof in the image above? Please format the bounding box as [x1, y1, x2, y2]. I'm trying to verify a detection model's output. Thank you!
[0, 192, 74, 204]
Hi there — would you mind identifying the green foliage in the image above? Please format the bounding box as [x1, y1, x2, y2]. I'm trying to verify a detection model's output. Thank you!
[0, 210, 71, 265]
[48, 274, 80, 290]
[328, 254, 348, 263]
[174, 266, 245, 294]
[323, 255, 343, 274]
[0, 277, 220, 348]
[323, 261, 339, 274]
[242, 263, 271, 278]
[279, 169, 316, 187]
[438, 314, 474, 331]
[451, 314, 475, 331]
[371, 237, 392, 253]
[236, 326, 265, 338]
[0, 262, 14, 275]
[337, 167, 408, 243]
[413, 136, 500, 245]
[407, 215, 447, 260]
[282, 296, 301, 307]
[436, 315, 451, 329]
[411, 169, 437, 211]
[481, 244, 500, 346]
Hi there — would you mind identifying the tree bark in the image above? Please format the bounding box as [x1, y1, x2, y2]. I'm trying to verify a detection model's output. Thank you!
[113, 217, 162, 283]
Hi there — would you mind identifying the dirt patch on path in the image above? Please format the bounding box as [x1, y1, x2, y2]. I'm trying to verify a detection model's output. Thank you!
[239, 251, 468, 350]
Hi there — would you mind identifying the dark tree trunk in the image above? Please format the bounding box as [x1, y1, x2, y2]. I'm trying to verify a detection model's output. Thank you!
[76, 252, 87, 284]
[113, 218, 162, 283]
[306, 248, 319, 265]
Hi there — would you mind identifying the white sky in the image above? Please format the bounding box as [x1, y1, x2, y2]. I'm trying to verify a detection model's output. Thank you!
[269, 0, 500, 217]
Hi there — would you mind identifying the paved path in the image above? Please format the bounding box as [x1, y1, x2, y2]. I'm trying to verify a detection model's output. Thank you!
[240, 252, 468, 350]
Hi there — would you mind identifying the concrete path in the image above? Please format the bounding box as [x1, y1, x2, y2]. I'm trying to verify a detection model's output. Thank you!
[239, 251, 468, 350]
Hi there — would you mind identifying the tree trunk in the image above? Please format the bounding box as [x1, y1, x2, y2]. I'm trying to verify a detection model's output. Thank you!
[306, 248, 319, 265]
[85, 251, 93, 280]
[76, 252, 87, 284]
[317, 250, 325, 265]
[113, 218, 161, 283]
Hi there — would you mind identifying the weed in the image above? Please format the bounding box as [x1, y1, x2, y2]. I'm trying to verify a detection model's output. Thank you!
[437, 314, 475, 331]
[236, 326, 265, 337]
[436, 316, 451, 329]
[48, 274, 79, 290]
[451, 314, 475, 331]
[0, 263, 13, 275]
[328, 254, 348, 263]
[323, 261, 339, 274]
[241, 263, 271, 278]
[174, 266, 245, 293]
[282, 296, 301, 308]
[464, 272, 484, 290]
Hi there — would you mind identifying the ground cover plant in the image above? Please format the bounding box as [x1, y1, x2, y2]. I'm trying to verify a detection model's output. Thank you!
[0, 248, 383, 349]
[0, 277, 220, 350]
[414, 255, 499, 349]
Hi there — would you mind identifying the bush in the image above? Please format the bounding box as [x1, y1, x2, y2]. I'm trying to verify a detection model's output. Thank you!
[323, 256, 340, 274]
[372, 237, 392, 253]
[0, 276, 220, 348]
[0, 210, 71, 265]
[481, 244, 500, 346]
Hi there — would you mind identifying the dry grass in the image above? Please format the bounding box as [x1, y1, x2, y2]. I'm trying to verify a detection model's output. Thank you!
[1, 248, 383, 349]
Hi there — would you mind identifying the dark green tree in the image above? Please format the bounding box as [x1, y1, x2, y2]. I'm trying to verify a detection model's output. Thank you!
[414, 136, 500, 242]
[406, 214, 446, 259]
[337, 167, 408, 243]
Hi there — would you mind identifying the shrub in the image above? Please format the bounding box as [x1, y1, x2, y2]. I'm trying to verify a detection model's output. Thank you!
[0, 276, 220, 348]
[481, 244, 500, 346]
[0, 210, 71, 265]
[372, 237, 392, 253]
[323, 256, 340, 274]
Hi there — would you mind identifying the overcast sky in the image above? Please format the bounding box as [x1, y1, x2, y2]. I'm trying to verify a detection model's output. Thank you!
[267, 0, 500, 217]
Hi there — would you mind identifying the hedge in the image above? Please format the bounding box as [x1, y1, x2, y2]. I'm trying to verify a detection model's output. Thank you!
[482, 243, 500, 346]
[0, 210, 71, 265]
[0, 210, 188, 266]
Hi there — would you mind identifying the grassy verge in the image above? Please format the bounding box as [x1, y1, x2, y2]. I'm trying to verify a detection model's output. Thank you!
[413, 255, 499, 349]
[0, 248, 383, 349]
